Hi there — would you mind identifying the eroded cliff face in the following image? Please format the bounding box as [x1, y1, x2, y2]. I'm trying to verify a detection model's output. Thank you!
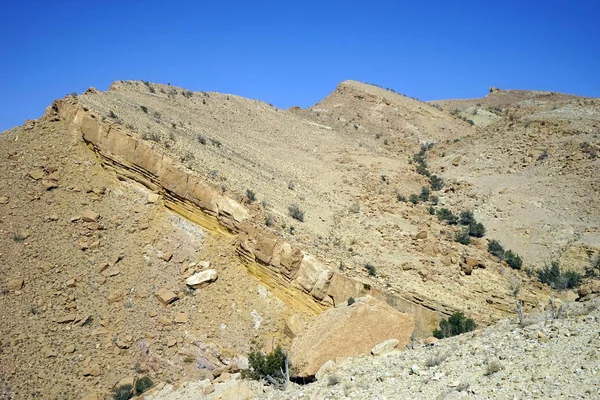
[49, 98, 443, 336]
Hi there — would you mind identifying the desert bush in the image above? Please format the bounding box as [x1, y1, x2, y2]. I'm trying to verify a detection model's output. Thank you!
[109, 110, 118, 119]
[487, 240, 505, 259]
[485, 360, 503, 376]
[152, 111, 161, 120]
[419, 186, 430, 202]
[459, 210, 475, 225]
[409, 194, 419, 204]
[433, 312, 476, 339]
[264, 215, 274, 227]
[436, 208, 458, 225]
[585, 255, 600, 277]
[537, 261, 583, 290]
[455, 229, 471, 245]
[242, 345, 288, 385]
[428, 206, 436, 215]
[365, 264, 376, 277]
[415, 163, 430, 176]
[504, 250, 523, 270]
[396, 193, 407, 202]
[11, 232, 26, 242]
[430, 175, 444, 191]
[196, 134, 206, 144]
[288, 204, 304, 222]
[140, 105, 148, 113]
[246, 189, 256, 202]
[111, 384, 133, 400]
[468, 222, 486, 238]
[430, 195, 439, 205]
[134, 377, 154, 395]
[425, 351, 448, 367]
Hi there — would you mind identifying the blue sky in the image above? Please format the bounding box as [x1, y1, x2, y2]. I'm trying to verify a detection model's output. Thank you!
[1, 0, 599, 131]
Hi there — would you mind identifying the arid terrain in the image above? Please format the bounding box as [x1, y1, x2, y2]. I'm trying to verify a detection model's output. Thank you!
[0, 80, 599, 399]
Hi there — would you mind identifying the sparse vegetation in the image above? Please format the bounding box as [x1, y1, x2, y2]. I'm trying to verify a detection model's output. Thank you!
[419, 186, 430, 202]
[111, 384, 133, 400]
[140, 105, 148, 113]
[425, 351, 448, 367]
[468, 222, 486, 238]
[242, 345, 289, 387]
[11, 232, 26, 242]
[265, 215, 274, 227]
[436, 208, 458, 225]
[430, 175, 444, 191]
[246, 189, 256, 202]
[459, 210, 475, 226]
[504, 250, 523, 270]
[485, 360, 503, 376]
[433, 312, 476, 339]
[134, 377, 154, 395]
[142, 132, 160, 142]
[396, 193, 407, 202]
[409, 193, 419, 204]
[288, 203, 304, 222]
[455, 229, 471, 245]
[196, 134, 206, 145]
[537, 261, 583, 290]
[487, 240, 505, 259]
[365, 264, 376, 277]
[109, 110, 118, 119]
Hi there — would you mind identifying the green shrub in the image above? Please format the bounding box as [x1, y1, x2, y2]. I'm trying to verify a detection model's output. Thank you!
[455, 229, 471, 245]
[111, 384, 133, 400]
[459, 210, 475, 226]
[196, 134, 207, 145]
[140, 105, 148, 113]
[416, 164, 430, 176]
[419, 186, 430, 202]
[468, 222, 486, 238]
[409, 194, 419, 204]
[428, 206, 436, 215]
[436, 208, 458, 225]
[504, 250, 523, 270]
[430, 175, 444, 191]
[433, 312, 476, 339]
[134, 377, 154, 395]
[288, 204, 304, 222]
[487, 240, 505, 259]
[365, 264, 376, 277]
[246, 189, 256, 202]
[537, 261, 583, 290]
[265, 215, 274, 227]
[430, 195, 439, 205]
[396, 193, 407, 202]
[109, 110, 118, 119]
[242, 345, 288, 384]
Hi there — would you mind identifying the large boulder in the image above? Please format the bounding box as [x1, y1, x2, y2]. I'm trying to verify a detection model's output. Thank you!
[290, 295, 415, 377]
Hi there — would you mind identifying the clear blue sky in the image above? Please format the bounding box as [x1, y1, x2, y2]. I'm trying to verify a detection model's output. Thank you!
[1, 0, 599, 131]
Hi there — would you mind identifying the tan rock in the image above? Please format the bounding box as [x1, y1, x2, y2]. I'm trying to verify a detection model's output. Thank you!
[107, 292, 123, 303]
[42, 179, 58, 190]
[7, 278, 24, 291]
[0, 196, 9, 204]
[203, 383, 215, 395]
[81, 391, 99, 400]
[57, 314, 76, 324]
[155, 288, 179, 305]
[295, 254, 333, 301]
[371, 339, 400, 355]
[159, 316, 172, 326]
[82, 364, 101, 377]
[29, 169, 45, 180]
[65, 344, 76, 353]
[116, 376, 135, 387]
[174, 312, 188, 324]
[415, 231, 428, 239]
[290, 295, 415, 377]
[315, 360, 336, 381]
[185, 269, 218, 288]
[147, 192, 160, 204]
[452, 156, 461, 166]
[162, 252, 173, 262]
[284, 314, 306, 338]
[82, 210, 100, 222]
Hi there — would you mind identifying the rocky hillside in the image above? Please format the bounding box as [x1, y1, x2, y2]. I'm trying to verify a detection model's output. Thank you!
[0, 80, 598, 399]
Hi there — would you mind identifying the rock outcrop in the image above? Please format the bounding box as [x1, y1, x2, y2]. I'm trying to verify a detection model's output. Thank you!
[290, 296, 415, 377]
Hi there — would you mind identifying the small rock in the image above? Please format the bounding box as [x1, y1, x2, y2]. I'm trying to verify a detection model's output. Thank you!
[107, 292, 123, 303]
[42, 180, 58, 190]
[162, 252, 173, 262]
[156, 288, 179, 305]
[117, 376, 135, 387]
[57, 314, 76, 324]
[371, 339, 400, 356]
[174, 312, 188, 324]
[415, 231, 427, 239]
[198, 261, 211, 269]
[82, 364, 101, 377]
[203, 384, 215, 395]
[159, 316, 172, 326]
[7, 278, 24, 291]
[65, 344, 76, 353]
[167, 338, 177, 347]
[185, 269, 218, 289]
[29, 169, 45, 180]
[66, 279, 76, 288]
[147, 193, 160, 204]
[115, 341, 130, 349]
[0, 196, 9, 204]
[82, 210, 100, 222]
